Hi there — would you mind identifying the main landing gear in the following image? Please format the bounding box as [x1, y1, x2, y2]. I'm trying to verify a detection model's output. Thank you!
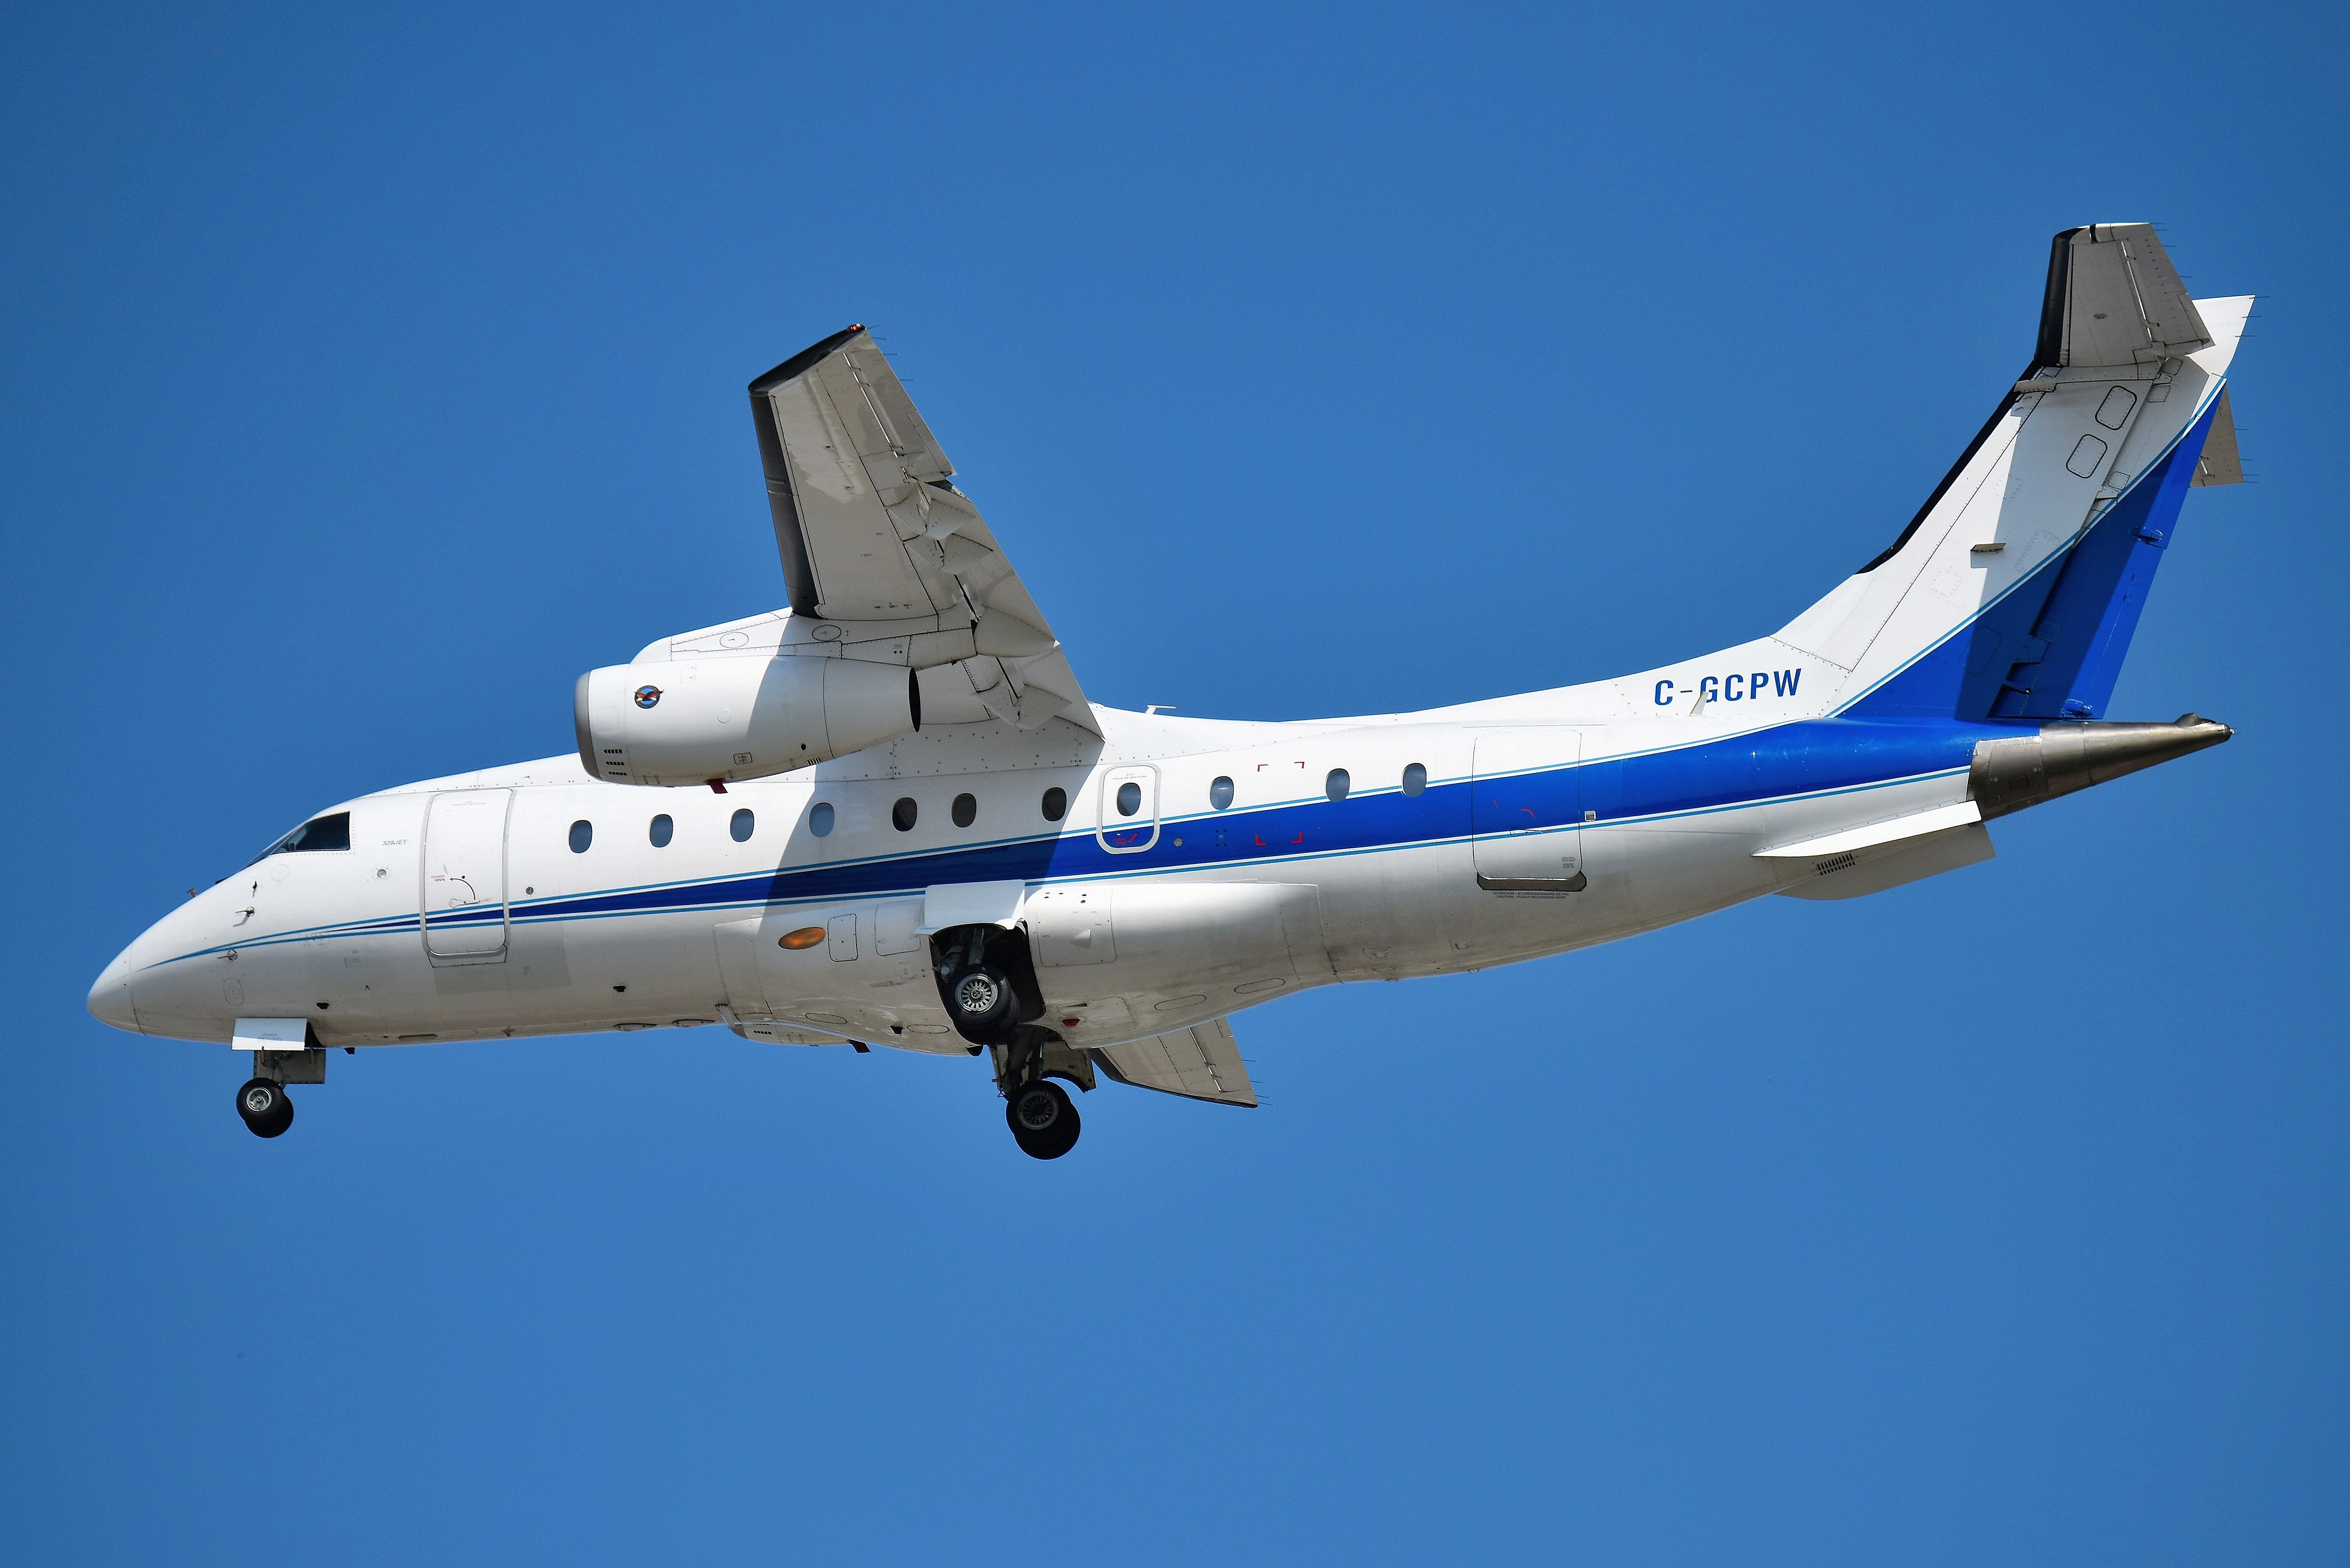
[932, 922, 1087, 1161]
[236, 1077, 294, 1138]
[950, 965, 1019, 1038]
[1007, 1078, 1079, 1160]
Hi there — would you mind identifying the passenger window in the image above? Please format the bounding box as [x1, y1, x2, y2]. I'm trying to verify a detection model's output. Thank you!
[263, 812, 351, 856]
[568, 820, 593, 854]
[1326, 768, 1350, 802]
[1209, 776, 1234, 810]
[809, 802, 835, 837]
[1041, 787, 1067, 822]
[730, 809, 755, 842]
[892, 797, 918, 832]
[649, 814, 674, 848]
[952, 793, 978, 828]
[1116, 781, 1142, 817]
[1401, 763, 1427, 797]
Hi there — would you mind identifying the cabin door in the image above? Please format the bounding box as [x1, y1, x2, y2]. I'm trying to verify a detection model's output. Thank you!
[1470, 730, 1585, 889]
[421, 789, 512, 960]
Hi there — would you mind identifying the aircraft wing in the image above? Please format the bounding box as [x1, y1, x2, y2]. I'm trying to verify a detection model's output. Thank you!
[749, 327, 1097, 734]
[1091, 1018, 1258, 1108]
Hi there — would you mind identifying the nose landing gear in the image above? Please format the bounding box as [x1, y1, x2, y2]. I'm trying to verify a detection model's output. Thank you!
[235, 1077, 294, 1138]
[233, 1042, 323, 1138]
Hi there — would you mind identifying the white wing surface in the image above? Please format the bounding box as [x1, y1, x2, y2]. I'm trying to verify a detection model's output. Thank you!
[1092, 1018, 1258, 1108]
[750, 327, 1097, 734]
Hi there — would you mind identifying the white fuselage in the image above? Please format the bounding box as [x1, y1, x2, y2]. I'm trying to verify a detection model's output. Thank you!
[91, 673, 1980, 1057]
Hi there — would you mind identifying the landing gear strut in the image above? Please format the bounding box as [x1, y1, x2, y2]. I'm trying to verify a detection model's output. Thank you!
[933, 923, 1037, 1045]
[235, 1077, 294, 1139]
[987, 1027, 1094, 1160]
[930, 922, 1085, 1160]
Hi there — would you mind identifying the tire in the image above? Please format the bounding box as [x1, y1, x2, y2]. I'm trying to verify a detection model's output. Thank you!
[236, 1077, 294, 1139]
[1005, 1079, 1080, 1160]
[950, 965, 1017, 1036]
[1034, 1100, 1080, 1159]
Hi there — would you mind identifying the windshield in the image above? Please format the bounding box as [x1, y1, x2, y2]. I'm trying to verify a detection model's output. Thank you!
[247, 811, 352, 865]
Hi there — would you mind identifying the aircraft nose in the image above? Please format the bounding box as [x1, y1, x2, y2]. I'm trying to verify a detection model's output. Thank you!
[87, 954, 141, 1034]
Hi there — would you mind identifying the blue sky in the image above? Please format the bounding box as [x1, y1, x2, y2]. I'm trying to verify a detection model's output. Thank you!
[5, 3, 2345, 1562]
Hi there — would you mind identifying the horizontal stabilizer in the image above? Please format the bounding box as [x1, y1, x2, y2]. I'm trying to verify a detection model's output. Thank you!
[1756, 800, 1981, 859]
[1091, 1017, 1257, 1107]
[2192, 389, 2244, 486]
[2038, 224, 2211, 367]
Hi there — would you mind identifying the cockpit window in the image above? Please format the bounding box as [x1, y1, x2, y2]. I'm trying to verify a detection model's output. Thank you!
[253, 812, 351, 862]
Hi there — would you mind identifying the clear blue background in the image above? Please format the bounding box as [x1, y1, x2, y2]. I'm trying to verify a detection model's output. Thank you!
[6, 3, 2344, 1562]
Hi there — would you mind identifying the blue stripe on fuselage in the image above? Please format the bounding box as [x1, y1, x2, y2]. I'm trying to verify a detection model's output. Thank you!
[509, 717, 2004, 922]
[165, 716, 2013, 966]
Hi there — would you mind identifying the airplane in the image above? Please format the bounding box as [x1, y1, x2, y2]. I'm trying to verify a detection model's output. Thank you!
[88, 223, 2249, 1158]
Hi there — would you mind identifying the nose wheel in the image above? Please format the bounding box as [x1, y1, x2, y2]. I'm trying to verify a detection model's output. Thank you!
[235, 1078, 294, 1139]
[1006, 1077, 1080, 1160]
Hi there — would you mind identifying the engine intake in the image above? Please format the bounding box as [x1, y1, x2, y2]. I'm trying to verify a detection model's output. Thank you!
[575, 657, 919, 786]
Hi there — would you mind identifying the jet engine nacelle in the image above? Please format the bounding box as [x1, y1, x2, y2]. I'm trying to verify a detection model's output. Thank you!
[574, 656, 919, 786]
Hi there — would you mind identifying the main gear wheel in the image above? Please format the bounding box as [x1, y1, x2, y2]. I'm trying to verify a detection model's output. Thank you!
[1005, 1078, 1080, 1160]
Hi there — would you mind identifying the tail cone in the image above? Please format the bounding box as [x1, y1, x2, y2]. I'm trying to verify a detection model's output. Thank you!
[1969, 714, 2233, 819]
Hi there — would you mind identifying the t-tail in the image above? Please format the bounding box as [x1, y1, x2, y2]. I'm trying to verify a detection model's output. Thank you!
[1741, 224, 2245, 812]
[1772, 222, 2249, 725]
[1614, 224, 2248, 847]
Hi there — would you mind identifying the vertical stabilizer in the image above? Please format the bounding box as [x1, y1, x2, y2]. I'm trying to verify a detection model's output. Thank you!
[1767, 225, 2248, 721]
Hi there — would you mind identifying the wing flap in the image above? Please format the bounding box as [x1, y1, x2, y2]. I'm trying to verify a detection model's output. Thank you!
[1091, 1018, 1258, 1108]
